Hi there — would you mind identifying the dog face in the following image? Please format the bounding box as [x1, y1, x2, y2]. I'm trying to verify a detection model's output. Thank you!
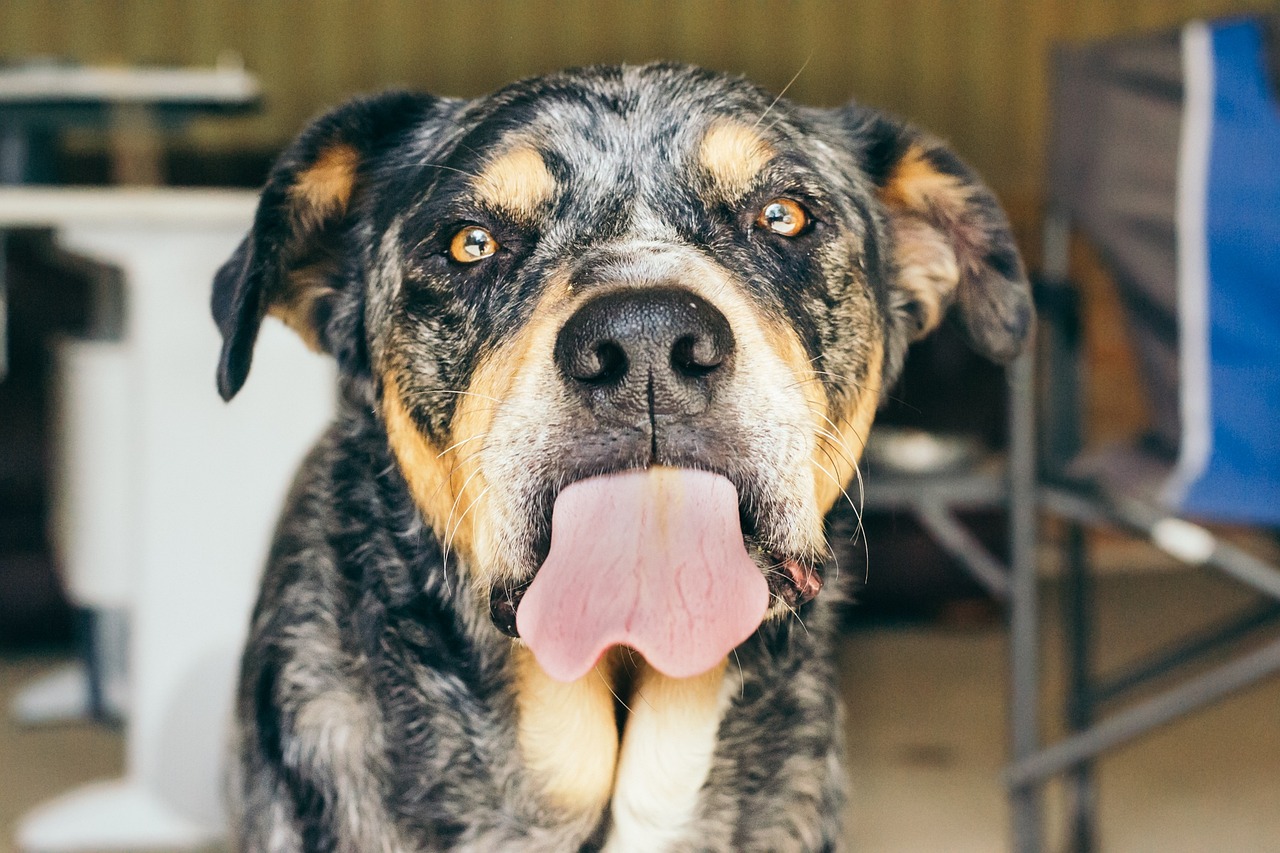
[214, 64, 1030, 636]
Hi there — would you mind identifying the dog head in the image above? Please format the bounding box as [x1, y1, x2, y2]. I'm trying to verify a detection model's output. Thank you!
[214, 65, 1030, 675]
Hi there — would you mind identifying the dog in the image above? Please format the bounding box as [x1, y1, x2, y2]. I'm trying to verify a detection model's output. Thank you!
[212, 62, 1031, 852]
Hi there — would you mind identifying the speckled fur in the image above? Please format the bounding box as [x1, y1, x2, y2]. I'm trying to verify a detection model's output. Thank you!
[213, 64, 1031, 852]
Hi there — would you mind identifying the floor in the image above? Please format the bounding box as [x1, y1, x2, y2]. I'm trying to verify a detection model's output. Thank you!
[2, 570, 1278, 852]
[0, 658, 123, 853]
[841, 570, 1280, 852]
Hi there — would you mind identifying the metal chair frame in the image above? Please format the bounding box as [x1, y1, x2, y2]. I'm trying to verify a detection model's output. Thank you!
[864, 205, 1280, 852]
[1003, 211, 1280, 853]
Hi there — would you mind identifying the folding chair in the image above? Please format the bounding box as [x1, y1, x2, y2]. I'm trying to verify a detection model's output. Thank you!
[1006, 16, 1280, 852]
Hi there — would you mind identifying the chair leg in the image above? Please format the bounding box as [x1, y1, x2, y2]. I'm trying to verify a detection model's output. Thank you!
[76, 607, 106, 721]
[1008, 349, 1043, 853]
[1061, 522, 1098, 852]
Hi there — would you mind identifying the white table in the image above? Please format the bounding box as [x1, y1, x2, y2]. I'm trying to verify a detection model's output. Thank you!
[0, 189, 335, 851]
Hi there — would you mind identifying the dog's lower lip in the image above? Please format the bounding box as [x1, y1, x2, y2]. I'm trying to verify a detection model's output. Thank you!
[738, 498, 823, 606]
[489, 578, 532, 638]
[765, 553, 823, 608]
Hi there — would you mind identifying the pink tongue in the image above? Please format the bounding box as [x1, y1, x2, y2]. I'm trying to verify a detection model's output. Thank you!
[516, 468, 769, 683]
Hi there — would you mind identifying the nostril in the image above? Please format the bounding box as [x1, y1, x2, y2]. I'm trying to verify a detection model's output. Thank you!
[575, 340, 628, 384]
[671, 334, 723, 378]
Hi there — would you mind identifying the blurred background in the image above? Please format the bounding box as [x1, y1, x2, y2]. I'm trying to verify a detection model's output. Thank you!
[0, 0, 1268, 199]
[1, 2, 1278, 852]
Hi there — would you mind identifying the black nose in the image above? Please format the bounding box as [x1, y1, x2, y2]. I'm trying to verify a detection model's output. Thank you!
[554, 287, 735, 418]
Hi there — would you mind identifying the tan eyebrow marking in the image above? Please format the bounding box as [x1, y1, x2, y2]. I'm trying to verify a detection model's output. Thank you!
[471, 146, 556, 220]
[698, 120, 775, 198]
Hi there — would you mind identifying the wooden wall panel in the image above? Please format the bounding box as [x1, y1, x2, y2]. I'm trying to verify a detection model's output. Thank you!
[1, 0, 1274, 203]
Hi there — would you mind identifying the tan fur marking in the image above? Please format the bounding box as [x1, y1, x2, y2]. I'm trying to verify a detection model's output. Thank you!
[267, 263, 336, 352]
[461, 279, 574, 581]
[751, 289, 884, 517]
[878, 143, 972, 343]
[878, 142, 972, 215]
[473, 146, 556, 220]
[813, 340, 883, 515]
[515, 646, 619, 815]
[382, 278, 574, 572]
[382, 375, 476, 553]
[748, 307, 876, 522]
[699, 120, 774, 198]
[290, 143, 360, 221]
[268, 143, 362, 349]
[604, 659, 731, 851]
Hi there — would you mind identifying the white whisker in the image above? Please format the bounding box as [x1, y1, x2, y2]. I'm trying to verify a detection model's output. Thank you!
[752, 53, 813, 132]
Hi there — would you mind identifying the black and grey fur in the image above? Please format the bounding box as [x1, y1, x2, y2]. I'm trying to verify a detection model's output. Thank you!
[214, 64, 1031, 852]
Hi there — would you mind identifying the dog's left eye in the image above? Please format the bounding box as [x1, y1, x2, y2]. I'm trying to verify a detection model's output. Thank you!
[449, 226, 500, 263]
[757, 198, 810, 237]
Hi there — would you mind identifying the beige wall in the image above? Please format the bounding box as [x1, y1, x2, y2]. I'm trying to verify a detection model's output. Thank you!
[1, 0, 1274, 202]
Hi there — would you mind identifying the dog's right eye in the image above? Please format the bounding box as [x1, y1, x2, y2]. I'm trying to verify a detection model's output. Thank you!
[449, 226, 500, 263]
[756, 198, 810, 237]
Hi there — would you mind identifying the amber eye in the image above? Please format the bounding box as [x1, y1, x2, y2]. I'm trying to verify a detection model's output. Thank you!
[757, 198, 809, 237]
[449, 226, 499, 263]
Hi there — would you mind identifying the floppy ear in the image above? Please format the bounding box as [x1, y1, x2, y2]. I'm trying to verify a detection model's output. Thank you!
[857, 110, 1033, 364]
[212, 90, 443, 401]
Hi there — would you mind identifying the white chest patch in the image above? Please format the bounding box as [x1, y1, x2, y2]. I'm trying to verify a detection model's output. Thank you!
[602, 659, 736, 852]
